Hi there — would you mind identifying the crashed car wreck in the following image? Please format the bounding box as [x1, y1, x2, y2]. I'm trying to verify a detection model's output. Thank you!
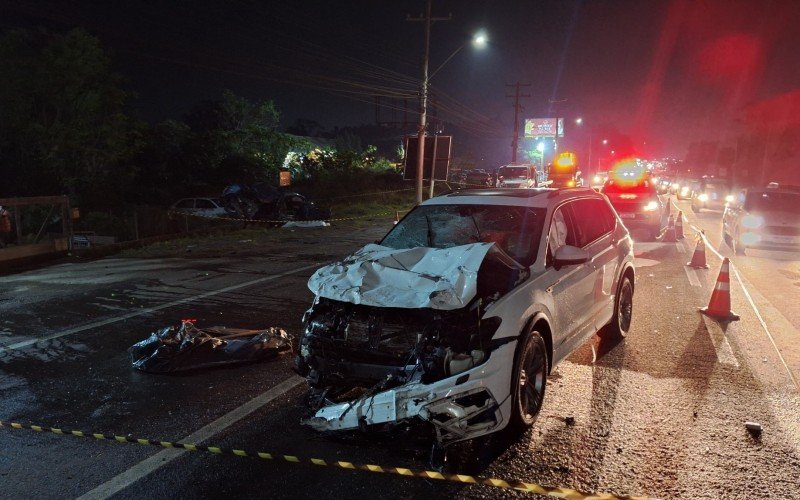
[296, 199, 544, 448]
[297, 242, 526, 445]
[296, 190, 636, 452]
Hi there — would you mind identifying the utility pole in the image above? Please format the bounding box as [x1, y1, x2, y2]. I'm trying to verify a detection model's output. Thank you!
[408, 1, 450, 204]
[506, 82, 531, 164]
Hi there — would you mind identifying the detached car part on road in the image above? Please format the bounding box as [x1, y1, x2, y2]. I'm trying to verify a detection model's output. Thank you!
[296, 188, 635, 451]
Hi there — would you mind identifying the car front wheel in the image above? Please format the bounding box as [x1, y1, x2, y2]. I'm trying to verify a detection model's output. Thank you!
[602, 274, 634, 340]
[510, 330, 548, 432]
[733, 229, 746, 256]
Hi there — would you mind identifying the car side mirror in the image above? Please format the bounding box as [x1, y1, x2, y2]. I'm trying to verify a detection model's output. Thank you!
[553, 245, 590, 269]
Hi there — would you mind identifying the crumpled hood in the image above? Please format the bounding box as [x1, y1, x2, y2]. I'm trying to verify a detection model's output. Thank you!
[307, 243, 495, 310]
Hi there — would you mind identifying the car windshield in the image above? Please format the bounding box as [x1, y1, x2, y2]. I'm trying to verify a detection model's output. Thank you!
[499, 167, 529, 179]
[745, 191, 800, 214]
[381, 204, 547, 265]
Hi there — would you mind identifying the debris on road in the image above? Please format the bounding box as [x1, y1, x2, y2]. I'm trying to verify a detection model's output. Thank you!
[129, 321, 292, 373]
[745, 421, 763, 437]
[282, 221, 330, 228]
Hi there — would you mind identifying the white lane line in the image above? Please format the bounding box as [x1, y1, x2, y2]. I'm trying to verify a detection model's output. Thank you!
[683, 266, 702, 287]
[0, 263, 320, 352]
[689, 225, 799, 390]
[77, 375, 305, 500]
[701, 315, 740, 368]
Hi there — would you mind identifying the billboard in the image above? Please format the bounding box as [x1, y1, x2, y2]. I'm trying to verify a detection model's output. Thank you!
[403, 135, 452, 181]
[524, 118, 565, 138]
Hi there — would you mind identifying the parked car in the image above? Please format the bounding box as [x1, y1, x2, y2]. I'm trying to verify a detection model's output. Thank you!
[221, 183, 331, 223]
[601, 178, 666, 241]
[722, 183, 800, 255]
[460, 169, 493, 188]
[496, 164, 539, 188]
[296, 187, 635, 460]
[691, 178, 737, 212]
[170, 198, 228, 218]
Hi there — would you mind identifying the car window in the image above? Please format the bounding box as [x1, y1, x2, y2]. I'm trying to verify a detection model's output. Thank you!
[175, 199, 195, 209]
[546, 203, 579, 265]
[381, 204, 547, 266]
[745, 191, 800, 213]
[195, 199, 215, 209]
[571, 199, 612, 246]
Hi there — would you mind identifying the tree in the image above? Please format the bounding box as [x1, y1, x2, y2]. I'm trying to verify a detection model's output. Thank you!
[0, 28, 140, 205]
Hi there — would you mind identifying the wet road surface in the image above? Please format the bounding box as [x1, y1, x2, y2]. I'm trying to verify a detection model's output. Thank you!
[1, 214, 799, 499]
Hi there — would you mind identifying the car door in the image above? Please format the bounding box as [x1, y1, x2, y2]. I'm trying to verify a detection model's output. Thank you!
[541, 201, 598, 364]
[571, 198, 621, 330]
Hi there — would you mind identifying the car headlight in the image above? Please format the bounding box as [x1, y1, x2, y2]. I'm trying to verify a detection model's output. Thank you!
[725, 194, 735, 203]
[698, 193, 709, 202]
[643, 201, 659, 212]
[672, 183, 680, 190]
[681, 186, 690, 194]
[741, 214, 764, 229]
[593, 175, 602, 184]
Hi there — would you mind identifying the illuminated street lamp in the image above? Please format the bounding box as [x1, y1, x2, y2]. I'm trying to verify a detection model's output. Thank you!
[575, 117, 583, 125]
[602, 139, 609, 145]
[416, 26, 489, 202]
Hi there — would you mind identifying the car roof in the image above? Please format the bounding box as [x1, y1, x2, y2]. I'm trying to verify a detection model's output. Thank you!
[422, 187, 599, 208]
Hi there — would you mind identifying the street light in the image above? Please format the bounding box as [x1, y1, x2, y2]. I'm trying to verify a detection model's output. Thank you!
[575, 117, 583, 125]
[602, 139, 609, 145]
[415, 21, 488, 203]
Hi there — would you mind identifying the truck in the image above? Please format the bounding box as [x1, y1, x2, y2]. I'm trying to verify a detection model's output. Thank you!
[548, 151, 582, 188]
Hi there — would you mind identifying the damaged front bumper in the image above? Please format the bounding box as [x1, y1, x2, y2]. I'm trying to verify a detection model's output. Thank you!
[302, 342, 516, 445]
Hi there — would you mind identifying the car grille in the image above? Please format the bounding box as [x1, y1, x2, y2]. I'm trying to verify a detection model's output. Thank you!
[345, 314, 418, 353]
[763, 225, 800, 236]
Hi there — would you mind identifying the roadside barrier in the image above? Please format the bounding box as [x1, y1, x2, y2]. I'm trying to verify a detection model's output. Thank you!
[700, 257, 740, 322]
[0, 420, 650, 499]
[675, 211, 685, 239]
[662, 215, 677, 243]
[686, 232, 709, 269]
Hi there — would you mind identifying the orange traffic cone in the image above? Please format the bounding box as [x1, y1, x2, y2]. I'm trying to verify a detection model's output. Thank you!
[662, 215, 677, 242]
[686, 233, 709, 269]
[675, 211, 685, 239]
[699, 257, 740, 322]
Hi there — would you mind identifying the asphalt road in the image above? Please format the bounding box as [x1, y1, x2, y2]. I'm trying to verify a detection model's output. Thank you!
[1, 208, 799, 499]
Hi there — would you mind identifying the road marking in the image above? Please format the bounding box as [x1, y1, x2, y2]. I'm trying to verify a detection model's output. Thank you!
[0, 263, 320, 352]
[701, 315, 740, 368]
[683, 266, 702, 287]
[76, 375, 305, 500]
[688, 223, 799, 390]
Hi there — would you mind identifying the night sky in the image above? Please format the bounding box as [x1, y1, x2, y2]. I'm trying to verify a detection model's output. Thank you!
[2, 0, 798, 165]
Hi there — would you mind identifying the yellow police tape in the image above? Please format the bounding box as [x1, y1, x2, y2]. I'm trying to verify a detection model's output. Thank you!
[0, 420, 649, 499]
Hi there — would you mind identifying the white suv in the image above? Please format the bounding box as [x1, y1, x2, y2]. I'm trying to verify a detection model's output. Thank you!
[296, 187, 635, 454]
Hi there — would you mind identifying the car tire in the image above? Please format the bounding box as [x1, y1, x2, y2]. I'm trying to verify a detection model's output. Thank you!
[733, 229, 746, 256]
[602, 274, 634, 340]
[509, 330, 548, 433]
